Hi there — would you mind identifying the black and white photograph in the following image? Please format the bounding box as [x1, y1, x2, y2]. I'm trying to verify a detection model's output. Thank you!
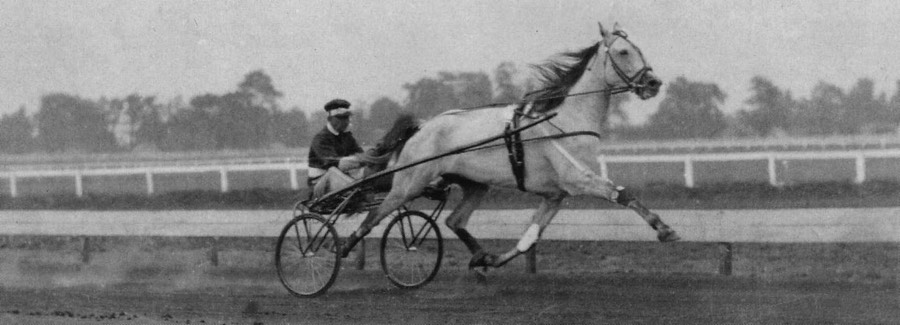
[0, 1, 898, 324]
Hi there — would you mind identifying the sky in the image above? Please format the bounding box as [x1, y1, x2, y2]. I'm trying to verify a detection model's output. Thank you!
[1, 0, 899, 124]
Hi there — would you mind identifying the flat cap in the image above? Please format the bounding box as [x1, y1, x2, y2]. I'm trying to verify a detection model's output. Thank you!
[324, 99, 351, 112]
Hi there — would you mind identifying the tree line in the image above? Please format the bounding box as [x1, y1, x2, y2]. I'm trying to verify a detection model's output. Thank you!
[2, 66, 900, 154]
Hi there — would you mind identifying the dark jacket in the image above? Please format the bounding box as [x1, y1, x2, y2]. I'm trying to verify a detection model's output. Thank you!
[308, 127, 363, 170]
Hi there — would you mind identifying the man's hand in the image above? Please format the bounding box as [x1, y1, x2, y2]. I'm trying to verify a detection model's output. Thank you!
[338, 156, 362, 171]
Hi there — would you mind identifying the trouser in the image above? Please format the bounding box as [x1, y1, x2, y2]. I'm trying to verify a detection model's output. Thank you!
[310, 167, 358, 198]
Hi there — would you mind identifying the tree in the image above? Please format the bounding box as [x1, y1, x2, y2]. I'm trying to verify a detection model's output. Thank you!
[162, 106, 217, 151]
[0, 107, 34, 153]
[403, 71, 494, 118]
[307, 110, 328, 144]
[272, 107, 309, 147]
[493, 62, 526, 104]
[844, 78, 889, 133]
[134, 103, 165, 150]
[35, 93, 116, 152]
[738, 76, 795, 137]
[217, 92, 270, 149]
[645, 77, 727, 139]
[239, 70, 283, 111]
[887, 80, 900, 129]
[368, 97, 403, 131]
[794, 81, 847, 135]
[404, 77, 456, 118]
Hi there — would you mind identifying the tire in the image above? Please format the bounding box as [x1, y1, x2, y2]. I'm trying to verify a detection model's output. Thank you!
[379, 210, 443, 289]
[275, 213, 341, 297]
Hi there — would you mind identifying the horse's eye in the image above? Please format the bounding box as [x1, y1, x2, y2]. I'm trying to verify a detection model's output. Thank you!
[618, 50, 629, 56]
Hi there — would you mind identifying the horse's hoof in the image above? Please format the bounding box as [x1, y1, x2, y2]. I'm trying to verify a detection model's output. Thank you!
[657, 228, 681, 242]
[468, 251, 498, 268]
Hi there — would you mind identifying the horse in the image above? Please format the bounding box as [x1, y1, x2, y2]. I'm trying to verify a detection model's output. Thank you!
[340, 22, 680, 269]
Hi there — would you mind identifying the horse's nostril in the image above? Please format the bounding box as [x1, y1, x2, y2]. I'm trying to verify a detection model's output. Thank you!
[648, 79, 662, 88]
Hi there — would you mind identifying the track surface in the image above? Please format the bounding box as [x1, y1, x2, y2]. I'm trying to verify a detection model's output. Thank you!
[1, 267, 898, 325]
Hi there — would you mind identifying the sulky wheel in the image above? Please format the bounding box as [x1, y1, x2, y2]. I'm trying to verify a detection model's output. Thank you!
[379, 210, 443, 289]
[275, 213, 341, 297]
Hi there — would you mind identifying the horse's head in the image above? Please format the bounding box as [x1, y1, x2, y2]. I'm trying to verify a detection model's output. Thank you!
[598, 22, 662, 100]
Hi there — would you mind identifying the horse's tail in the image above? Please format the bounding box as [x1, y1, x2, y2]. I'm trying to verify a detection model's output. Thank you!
[373, 113, 420, 158]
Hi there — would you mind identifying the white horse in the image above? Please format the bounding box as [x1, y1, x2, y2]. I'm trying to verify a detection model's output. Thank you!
[341, 22, 679, 268]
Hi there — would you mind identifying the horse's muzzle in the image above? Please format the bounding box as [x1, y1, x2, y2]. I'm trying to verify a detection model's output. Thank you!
[635, 75, 662, 100]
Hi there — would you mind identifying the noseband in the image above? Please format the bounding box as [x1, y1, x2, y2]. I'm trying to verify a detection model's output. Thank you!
[604, 31, 654, 93]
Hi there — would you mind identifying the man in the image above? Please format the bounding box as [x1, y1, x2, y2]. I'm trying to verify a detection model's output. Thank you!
[307, 99, 364, 198]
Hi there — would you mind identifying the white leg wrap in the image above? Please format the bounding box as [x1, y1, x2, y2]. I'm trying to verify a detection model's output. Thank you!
[516, 224, 541, 252]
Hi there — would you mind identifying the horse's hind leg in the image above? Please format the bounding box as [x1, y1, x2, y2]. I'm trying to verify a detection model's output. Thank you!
[339, 174, 429, 258]
[473, 193, 567, 268]
[442, 180, 490, 258]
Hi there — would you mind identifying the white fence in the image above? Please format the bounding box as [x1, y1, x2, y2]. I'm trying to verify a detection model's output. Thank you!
[599, 149, 900, 187]
[1, 162, 307, 197]
[2, 148, 900, 197]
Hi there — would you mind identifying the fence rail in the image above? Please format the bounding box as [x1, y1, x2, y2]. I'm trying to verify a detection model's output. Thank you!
[3, 148, 899, 198]
[2, 135, 898, 171]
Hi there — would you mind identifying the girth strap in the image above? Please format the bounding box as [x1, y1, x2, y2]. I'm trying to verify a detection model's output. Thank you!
[504, 105, 529, 192]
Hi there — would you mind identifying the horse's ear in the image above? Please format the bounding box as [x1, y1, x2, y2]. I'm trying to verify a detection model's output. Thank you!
[598, 22, 610, 41]
[613, 22, 623, 33]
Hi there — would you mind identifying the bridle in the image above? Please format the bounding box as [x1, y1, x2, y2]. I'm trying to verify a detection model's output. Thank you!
[601, 30, 655, 95]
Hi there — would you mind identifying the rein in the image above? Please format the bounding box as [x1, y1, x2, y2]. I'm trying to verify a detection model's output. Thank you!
[314, 113, 564, 202]
[312, 32, 654, 201]
[456, 33, 651, 113]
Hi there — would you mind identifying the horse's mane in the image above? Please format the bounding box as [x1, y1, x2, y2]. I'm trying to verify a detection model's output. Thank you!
[524, 42, 600, 112]
[356, 113, 420, 167]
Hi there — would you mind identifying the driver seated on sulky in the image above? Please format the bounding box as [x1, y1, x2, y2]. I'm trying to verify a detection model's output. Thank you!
[307, 98, 365, 198]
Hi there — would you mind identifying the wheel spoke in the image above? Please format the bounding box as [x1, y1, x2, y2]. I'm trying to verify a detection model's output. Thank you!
[380, 211, 443, 289]
[276, 214, 341, 297]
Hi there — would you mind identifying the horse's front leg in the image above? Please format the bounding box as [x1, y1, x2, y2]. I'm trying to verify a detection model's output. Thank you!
[614, 186, 681, 242]
[563, 172, 680, 242]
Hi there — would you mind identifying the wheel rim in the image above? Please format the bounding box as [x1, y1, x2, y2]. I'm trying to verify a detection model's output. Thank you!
[276, 214, 341, 297]
[380, 211, 442, 288]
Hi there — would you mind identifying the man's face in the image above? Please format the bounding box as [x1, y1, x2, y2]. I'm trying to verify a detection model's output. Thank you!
[328, 115, 351, 132]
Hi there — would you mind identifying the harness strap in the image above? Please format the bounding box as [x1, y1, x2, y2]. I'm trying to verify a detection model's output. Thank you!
[504, 104, 529, 192]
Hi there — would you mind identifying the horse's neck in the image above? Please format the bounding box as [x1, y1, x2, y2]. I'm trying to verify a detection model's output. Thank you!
[552, 64, 610, 134]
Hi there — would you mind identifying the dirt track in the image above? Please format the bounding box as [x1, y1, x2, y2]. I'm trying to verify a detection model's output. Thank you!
[1, 238, 898, 324]
[1, 270, 898, 324]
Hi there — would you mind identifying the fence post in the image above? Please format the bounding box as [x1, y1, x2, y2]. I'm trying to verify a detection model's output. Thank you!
[289, 168, 299, 190]
[81, 237, 92, 264]
[209, 237, 220, 267]
[219, 167, 229, 193]
[75, 171, 83, 197]
[767, 154, 778, 186]
[145, 170, 154, 195]
[855, 153, 866, 184]
[718, 242, 733, 276]
[525, 244, 537, 274]
[9, 175, 16, 198]
[684, 157, 694, 188]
